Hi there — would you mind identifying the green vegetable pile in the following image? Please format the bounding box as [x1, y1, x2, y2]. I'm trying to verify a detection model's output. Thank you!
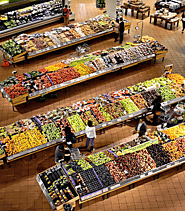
[76, 158, 92, 170]
[67, 114, 86, 132]
[88, 152, 112, 166]
[120, 98, 139, 114]
[2, 39, 24, 57]
[157, 85, 176, 102]
[99, 107, 113, 121]
[42, 123, 61, 142]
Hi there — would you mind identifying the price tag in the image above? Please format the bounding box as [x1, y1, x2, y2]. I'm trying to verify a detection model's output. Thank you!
[175, 161, 179, 165]
[103, 188, 108, 192]
[108, 122, 112, 125]
[148, 172, 153, 176]
[80, 131, 84, 134]
[102, 123, 106, 127]
[129, 114, 133, 118]
[111, 184, 120, 190]
[140, 174, 145, 178]
[166, 164, 171, 168]
[117, 118, 121, 122]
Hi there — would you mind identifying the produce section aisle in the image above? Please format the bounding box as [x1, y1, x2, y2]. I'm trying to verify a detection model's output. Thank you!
[0, 0, 185, 210]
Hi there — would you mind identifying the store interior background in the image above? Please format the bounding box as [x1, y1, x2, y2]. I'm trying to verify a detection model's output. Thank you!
[0, 0, 185, 210]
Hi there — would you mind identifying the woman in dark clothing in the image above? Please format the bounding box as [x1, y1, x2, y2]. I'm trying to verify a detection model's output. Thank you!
[182, 11, 185, 33]
[64, 126, 76, 148]
[152, 95, 162, 125]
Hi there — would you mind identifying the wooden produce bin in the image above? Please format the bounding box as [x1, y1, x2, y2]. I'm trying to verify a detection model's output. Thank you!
[2, 50, 27, 64]
[154, 50, 168, 63]
[11, 92, 29, 107]
[56, 197, 78, 211]
[37, 165, 79, 210]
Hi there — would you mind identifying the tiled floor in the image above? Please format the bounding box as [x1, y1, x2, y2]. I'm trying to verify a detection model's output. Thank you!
[0, 0, 185, 210]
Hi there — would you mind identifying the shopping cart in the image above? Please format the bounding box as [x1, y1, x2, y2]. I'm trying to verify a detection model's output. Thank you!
[69, 148, 81, 160]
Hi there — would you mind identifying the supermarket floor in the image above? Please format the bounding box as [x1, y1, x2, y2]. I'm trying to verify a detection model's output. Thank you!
[0, 0, 185, 210]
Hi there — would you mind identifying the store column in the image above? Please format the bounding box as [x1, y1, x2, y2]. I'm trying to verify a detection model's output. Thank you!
[106, 0, 117, 18]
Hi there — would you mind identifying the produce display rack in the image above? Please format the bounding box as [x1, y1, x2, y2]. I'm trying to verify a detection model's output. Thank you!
[0, 14, 71, 39]
[28, 54, 154, 100]
[122, 5, 150, 20]
[154, 49, 168, 63]
[150, 14, 179, 30]
[0, 45, 27, 63]
[0, 28, 114, 64]
[27, 29, 114, 60]
[6, 138, 65, 162]
[78, 157, 185, 208]
[155, 4, 185, 14]
[6, 92, 185, 163]
[0, 19, 132, 64]
[36, 164, 79, 210]
[37, 132, 185, 209]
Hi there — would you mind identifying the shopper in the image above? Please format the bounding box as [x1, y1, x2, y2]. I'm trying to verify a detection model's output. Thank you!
[63, 5, 69, 26]
[55, 144, 65, 163]
[135, 118, 147, 137]
[152, 95, 162, 125]
[113, 18, 119, 42]
[119, 17, 124, 44]
[181, 11, 185, 33]
[64, 125, 76, 148]
[85, 120, 96, 152]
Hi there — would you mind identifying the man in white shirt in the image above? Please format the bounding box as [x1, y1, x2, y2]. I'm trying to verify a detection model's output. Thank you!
[85, 120, 96, 152]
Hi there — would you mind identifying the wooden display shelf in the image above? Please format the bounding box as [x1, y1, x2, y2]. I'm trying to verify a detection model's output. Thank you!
[0, 153, 6, 159]
[0, 13, 75, 39]
[27, 30, 114, 60]
[122, 5, 150, 20]
[11, 92, 29, 106]
[2, 51, 26, 64]
[77, 146, 185, 209]
[56, 198, 78, 211]
[37, 164, 79, 210]
[155, 4, 185, 14]
[150, 14, 179, 30]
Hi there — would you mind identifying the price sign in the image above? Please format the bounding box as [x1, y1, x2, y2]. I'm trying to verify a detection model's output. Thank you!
[108, 122, 112, 125]
[110, 184, 120, 190]
[166, 164, 171, 168]
[103, 188, 108, 193]
[140, 174, 145, 178]
[117, 118, 121, 122]
[102, 123, 106, 127]
[148, 172, 153, 176]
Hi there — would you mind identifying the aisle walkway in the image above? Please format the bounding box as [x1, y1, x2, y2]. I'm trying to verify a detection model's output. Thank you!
[0, 0, 184, 210]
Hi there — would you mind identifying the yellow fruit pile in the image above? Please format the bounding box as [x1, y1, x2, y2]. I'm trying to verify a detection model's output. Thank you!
[162, 124, 185, 140]
[167, 74, 185, 84]
[74, 64, 93, 76]
[4, 128, 47, 156]
[163, 138, 185, 162]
